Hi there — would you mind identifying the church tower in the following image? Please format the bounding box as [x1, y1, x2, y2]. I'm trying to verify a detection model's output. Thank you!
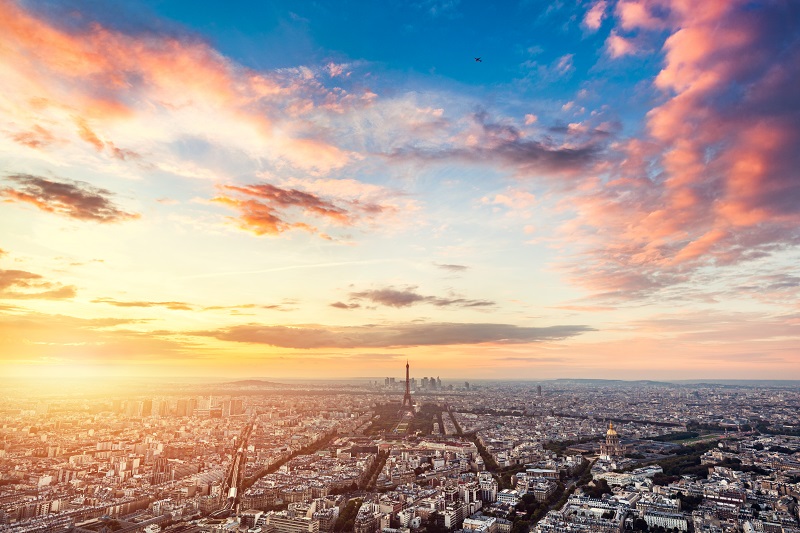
[601, 422, 624, 459]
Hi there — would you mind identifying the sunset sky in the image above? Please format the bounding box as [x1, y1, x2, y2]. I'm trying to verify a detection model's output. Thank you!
[2, 0, 799, 381]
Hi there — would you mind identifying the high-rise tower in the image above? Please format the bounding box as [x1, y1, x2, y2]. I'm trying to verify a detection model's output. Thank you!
[400, 360, 414, 414]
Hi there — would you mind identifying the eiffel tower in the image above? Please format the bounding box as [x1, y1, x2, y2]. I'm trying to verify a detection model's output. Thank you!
[400, 360, 414, 414]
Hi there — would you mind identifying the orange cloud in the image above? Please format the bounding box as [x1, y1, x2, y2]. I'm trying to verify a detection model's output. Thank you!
[92, 298, 193, 311]
[214, 181, 396, 237]
[11, 125, 56, 148]
[0, 0, 360, 174]
[213, 195, 299, 236]
[0, 310, 199, 365]
[0, 269, 76, 300]
[76, 118, 105, 151]
[1, 174, 139, 223]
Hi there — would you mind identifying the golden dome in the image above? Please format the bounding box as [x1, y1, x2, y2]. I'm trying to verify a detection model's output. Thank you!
[606, 422, 617, 436]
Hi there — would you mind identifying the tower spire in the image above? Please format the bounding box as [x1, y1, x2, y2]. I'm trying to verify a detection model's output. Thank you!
[401, 360, 414, 413]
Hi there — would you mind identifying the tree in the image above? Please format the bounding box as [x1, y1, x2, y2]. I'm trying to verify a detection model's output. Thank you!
[511, 519, 530, 533]
[584, 478, 612, 499]
[333, 498, 362, 532]
[677, 492, 703, 513]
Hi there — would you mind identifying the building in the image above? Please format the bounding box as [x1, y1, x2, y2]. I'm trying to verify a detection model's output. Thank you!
[443, 502, 467, 529]
[643, 511, 688, 531]
[496, 489, 520, 506]
[463, 515, 497, 532]
[265, 511, 320, 533]
[600, 423, 625, 459]
[478, 472, 498, 503]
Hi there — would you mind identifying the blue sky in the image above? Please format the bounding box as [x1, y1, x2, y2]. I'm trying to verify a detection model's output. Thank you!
[1, 0, 799, 381]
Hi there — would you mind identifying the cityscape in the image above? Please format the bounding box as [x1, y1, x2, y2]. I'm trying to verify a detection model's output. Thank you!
[2, 369, 800, 532]
[2, 0, 800, 532]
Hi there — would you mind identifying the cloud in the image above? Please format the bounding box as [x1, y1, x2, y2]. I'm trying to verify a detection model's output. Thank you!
[495, 356, 564, 363]
[386, 110, 602, 179]
[627, 310, 800, 345]
[615, 0, 668, 30]
[414, 0, 461, 18]
[433, 262, 469, 272]
[214, 182, 348, 236]
[583, 0, 608, 31]
[349, 288, 425, 308]
[344, 286, 494, 309]
[554, 54, 575, 76]
[92, 298, 193, 311]
[553, 305, 616, 312]
[520, 53, 576, 85]
[213, 181, 400, 237]
[1, 174, 139, 223]
[558, 0, 800, 300]
[92, 298, 296, 313]
[0, 0, 363, 178]
[760, 274, 800, 291]
[330, 301, 361, 310]
[203, 302, 296, 312]
[0, 269, 77, 300]
[0, 310, 197, 363]
[11, 125, 57, 149]
[200, 321, 595, 348]
[482, 189, 537, 210]
[605, 31, 639, 58]
[325, 62, 350, 78]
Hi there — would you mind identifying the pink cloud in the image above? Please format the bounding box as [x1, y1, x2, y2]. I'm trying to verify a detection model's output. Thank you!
[12, 125, 57, 149]
[583, 0, 608, 31]
[0, 0, 361, 174]
[554, 54, 575, 76]
[605, 31, 638, 58]
[482, 189, 537, 210]
[561, 0, 800, 300]
[615, 0, 668, 30]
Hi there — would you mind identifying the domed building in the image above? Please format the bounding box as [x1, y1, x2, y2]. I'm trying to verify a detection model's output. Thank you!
[600, 422, 626, 459]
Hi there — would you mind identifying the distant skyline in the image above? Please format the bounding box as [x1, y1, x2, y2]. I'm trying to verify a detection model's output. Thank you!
[1, 0, 799, 382]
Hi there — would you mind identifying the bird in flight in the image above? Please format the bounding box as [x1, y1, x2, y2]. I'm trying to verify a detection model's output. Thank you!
[474, 57, 482, 62]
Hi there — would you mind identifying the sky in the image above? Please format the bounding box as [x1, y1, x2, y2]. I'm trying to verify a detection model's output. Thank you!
[1, 0, 799, 382]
